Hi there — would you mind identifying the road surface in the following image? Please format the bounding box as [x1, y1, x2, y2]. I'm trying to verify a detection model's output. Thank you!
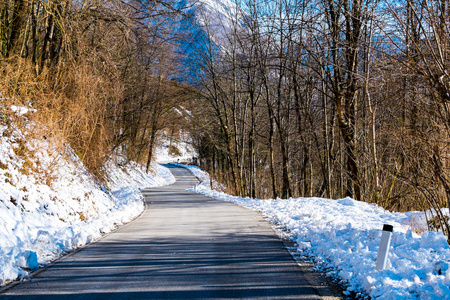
[1, 165, 339, 299]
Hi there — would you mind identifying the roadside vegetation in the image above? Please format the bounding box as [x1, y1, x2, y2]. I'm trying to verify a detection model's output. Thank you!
[187, 0, 450, 242]
[0, 0, 193, 177]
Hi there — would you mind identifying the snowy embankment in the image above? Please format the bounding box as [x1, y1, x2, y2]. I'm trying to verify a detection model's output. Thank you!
[181, 164, 450, 299]
[0, 120, 175, 285]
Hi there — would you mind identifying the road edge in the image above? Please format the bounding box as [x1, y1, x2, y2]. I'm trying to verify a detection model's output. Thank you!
[0, 183, 164, 294]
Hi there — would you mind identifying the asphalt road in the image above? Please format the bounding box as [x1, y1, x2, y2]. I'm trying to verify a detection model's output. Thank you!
[1, 164, 339, 299]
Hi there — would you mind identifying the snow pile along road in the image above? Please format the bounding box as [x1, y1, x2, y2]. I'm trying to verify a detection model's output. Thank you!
[182, 164, 450, 299]
[0, 119, 175, 285]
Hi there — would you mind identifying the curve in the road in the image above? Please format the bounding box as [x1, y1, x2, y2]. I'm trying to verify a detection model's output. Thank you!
[1, 164, 339, 299]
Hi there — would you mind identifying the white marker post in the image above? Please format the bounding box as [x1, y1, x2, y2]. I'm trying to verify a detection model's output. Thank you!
[376, 224, 393, 270]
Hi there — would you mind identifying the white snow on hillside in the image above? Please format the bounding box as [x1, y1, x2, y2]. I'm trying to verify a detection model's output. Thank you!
[181, 164, 450, 300]
[193, 0, 243, 47]
[154, 131, 197, 164]
[199, 0, 239, 18]
[195, 0, 239, 26]
[0, 115, 175, 285]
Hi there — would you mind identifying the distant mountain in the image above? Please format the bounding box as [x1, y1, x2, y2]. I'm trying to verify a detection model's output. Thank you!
[174, 0, 241, 84]
[194, 0, 239, 31]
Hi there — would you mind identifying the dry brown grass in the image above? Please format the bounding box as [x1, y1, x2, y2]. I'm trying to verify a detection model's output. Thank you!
[0, 56, 122, 181]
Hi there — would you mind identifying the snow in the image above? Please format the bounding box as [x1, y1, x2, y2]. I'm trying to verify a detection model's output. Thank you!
[193, 0, 243, 49]
[196, 0, 239, 22]
[180, 164, 450, 299]
[154, 131, 197, 164]
[0, 117, 175, 285]
[10, 106, 36, 116]
[3, 106, 450, 299]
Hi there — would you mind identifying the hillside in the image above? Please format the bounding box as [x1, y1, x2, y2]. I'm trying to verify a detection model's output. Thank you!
[0, 106, 177, 285]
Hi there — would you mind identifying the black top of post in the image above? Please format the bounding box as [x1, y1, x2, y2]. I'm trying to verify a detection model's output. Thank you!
[382, 224, 393, 232]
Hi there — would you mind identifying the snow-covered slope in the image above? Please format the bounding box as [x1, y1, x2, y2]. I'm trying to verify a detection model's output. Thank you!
[194, 0, 240, 30]
[0, 111, 175, 285]
[180, 164, 450, 300]
[175, 0, 244, 84]
[154, 130, 196, 164]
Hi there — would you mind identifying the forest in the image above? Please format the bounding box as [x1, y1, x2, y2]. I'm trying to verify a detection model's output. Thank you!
[1, 0, 450, 240]
[187, 0, 450, 241]
[0, 0, 193, 175]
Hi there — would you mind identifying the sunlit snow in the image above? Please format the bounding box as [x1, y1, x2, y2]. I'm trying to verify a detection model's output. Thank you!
[181, 164, 450, 299]
[0, 119, 176, 285]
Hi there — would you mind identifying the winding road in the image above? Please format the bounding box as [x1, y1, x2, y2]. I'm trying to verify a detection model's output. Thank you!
[1, 165, 340, 299]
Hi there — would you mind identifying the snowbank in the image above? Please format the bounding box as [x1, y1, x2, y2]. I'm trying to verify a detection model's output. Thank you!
[181, 164, 450, 299]
[0, 121, 175, 285]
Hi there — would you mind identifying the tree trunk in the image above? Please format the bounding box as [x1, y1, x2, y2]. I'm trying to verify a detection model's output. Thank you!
[8, 0, 27, 56]
[145, 129, 156, 173]
[39, 12, 54, 72]
[268, 114, 277, 199]
[337, 91, 361, 200]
